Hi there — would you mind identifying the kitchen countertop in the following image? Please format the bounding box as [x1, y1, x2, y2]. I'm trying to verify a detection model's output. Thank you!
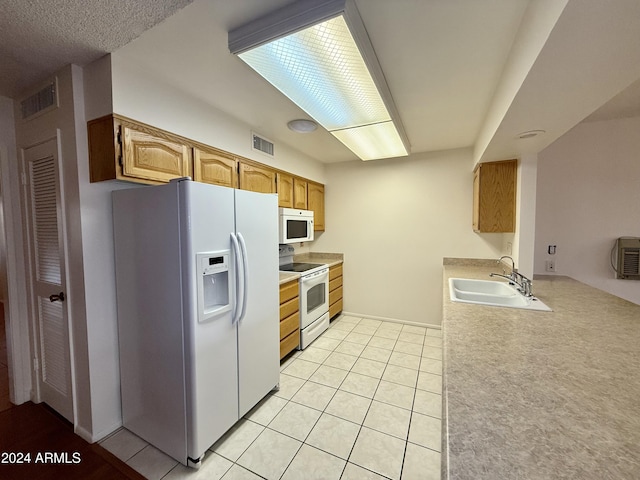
[279, 271, 300, 285]
[442, 259, 640, 480]
[294, 252, 343, 268]
[279, 252, 344, 285]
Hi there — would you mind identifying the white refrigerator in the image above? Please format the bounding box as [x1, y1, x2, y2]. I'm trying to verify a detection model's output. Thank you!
[112, 178, 280, 467]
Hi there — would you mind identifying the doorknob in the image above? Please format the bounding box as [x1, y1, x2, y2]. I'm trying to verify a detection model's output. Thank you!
[49, 292, 65, 302]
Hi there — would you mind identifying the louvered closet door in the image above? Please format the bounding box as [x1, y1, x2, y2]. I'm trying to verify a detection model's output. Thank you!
[23, 137, 73, 422]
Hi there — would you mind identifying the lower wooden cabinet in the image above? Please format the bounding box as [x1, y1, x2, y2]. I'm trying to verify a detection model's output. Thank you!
[329, 263, 343, 319]
[279, 279, 300, 359]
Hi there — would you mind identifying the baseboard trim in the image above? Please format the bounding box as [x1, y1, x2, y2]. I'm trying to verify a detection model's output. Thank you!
[341, 311, 441, 330]
[75, 419, 123, 444]
[74, 424, 94, 443]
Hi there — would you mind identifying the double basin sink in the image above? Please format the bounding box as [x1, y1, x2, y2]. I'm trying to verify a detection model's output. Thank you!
[449, 278, 551, 311]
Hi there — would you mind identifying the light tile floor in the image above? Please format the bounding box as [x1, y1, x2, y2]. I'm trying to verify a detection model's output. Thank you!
[99, 315, 443, 480]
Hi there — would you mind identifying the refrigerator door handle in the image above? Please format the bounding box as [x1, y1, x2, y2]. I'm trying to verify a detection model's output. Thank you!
[237, 232, 249, 322]
[230, 232, 244, 325]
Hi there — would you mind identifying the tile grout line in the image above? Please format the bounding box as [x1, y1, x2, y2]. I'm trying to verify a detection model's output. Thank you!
[128, 315, 441, 480]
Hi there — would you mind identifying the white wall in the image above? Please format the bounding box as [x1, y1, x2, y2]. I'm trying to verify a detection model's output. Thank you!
[0, 97, 14, 302]
[12, 67, 97, 437]
[110, 54, 325, 184]
[535, 116, 640, 304]
[77, 57, 130, 441]
[506, 154, 538, 278]
[0, 95, 32, 404]
[312, 148, 506, 326]
[474, 0, 568, 162]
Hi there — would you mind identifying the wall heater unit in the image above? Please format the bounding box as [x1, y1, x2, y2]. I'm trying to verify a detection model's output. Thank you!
[613, 237, 640, 280]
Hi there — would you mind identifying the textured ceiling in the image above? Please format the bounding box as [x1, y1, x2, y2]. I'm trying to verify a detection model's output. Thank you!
[0, 0, 193, 98]
[1, 0, 639, 163]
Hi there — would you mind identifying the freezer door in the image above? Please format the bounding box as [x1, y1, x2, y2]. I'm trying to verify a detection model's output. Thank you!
[179, 181, 240, 461]
[113, 182, 188, 463]
[234, 190, 280, 417]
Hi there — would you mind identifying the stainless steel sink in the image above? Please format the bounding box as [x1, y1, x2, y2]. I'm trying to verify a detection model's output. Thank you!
[449, 278, 551, 311]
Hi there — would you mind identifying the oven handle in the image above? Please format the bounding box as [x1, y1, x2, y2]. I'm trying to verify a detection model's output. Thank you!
[302, 269, 329, 287]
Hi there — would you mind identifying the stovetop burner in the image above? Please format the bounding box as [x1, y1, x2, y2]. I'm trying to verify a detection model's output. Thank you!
[279, 262, 324, 273]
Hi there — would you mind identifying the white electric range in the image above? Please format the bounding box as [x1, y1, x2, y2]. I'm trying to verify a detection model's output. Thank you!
[279, 245, 330, 349]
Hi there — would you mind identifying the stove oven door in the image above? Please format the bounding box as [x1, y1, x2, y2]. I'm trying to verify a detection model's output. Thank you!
[300, 269, 329, 329]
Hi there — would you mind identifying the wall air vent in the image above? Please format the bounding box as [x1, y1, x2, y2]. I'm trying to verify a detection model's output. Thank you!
[252, 132, 274, 157]
[20, 80, 58, 120]
[612, 237, 640, 280]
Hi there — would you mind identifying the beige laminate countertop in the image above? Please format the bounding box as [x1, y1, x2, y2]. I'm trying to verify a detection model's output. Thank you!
[442, 259, 640, 480]
[279, 252, 343, 285]
[294, 252, 344, 268]
[279, 272, 300, 285]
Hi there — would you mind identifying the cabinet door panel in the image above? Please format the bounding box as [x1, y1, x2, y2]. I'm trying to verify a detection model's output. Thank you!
[239, 162, 276, 193]
[279, 280, 298, 304]
[280, 297, 298, 320]
[329, 298, 343, 319]
[194, 147, 238, 188]
[473, 160, 516, 233]
[307, 182, 325, 231]
[329, 264, 343, 281]
[329, 285, 343, 306]
[280, 312, 300, 340]
[280, 330, 300, 359]
[122, 126, 190, 182]
[277, 173, 294, 208]
[293, 178, 308, 209]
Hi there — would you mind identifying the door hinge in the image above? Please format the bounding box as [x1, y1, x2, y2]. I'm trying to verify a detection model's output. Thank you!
[33, 357, 39, 372]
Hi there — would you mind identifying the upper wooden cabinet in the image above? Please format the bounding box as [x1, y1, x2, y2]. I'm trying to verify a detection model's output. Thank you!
[293, 178, 308, 209]
[277, 172, 294, 208]
[87, 115, 329, 229]
[473, 159, 517, 233]
[193, 146, 238, 188]
[307, 182, 325, 231]
[88, 114, 191, 184]
[239, 162, 276, 194]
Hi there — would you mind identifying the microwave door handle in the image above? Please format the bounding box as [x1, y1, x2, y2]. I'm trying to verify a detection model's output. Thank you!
[237, 232, 249, 322]
[230, 233, 243, 325]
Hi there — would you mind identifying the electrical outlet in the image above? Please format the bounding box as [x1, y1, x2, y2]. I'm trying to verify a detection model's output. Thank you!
[545, 260, 555, 272]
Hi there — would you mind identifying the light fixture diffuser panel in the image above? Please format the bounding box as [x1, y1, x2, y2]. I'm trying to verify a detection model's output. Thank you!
[238, 15, 390, 131]
[331, 121, 408, 160]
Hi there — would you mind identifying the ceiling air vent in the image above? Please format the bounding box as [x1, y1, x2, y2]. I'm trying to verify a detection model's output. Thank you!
[252, 132, 274, 157]
[20, 80, 57, 120]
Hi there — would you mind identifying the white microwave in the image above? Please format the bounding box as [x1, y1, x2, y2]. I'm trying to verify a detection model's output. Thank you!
[279, 208, 314, 244]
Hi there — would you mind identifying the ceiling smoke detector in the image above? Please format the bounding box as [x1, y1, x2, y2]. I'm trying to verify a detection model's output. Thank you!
[516, 130, 545, 139]
[287, 119, 318, 133]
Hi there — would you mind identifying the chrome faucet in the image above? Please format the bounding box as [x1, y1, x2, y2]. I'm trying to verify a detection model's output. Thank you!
[490, 256, 534, 297]
[498, 255, 516, 276]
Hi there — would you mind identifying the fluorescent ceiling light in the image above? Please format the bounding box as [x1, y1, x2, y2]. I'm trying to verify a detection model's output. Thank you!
[229, 0, 410, 161]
